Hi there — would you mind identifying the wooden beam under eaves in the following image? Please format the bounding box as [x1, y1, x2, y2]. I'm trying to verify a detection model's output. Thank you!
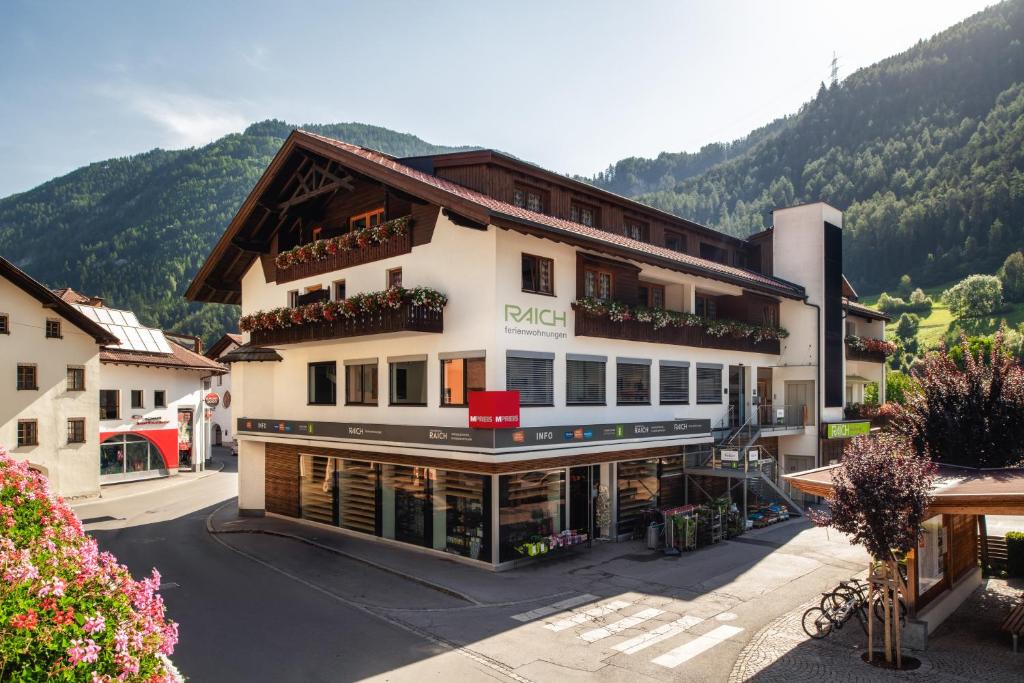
[442, 208, 488, 230]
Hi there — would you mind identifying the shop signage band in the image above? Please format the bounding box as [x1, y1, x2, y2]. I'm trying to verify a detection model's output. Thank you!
[236, 417, 711, 450]
[823, 420, 871, 439]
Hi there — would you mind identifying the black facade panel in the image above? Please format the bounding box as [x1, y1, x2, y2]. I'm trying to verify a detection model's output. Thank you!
[824, 221, 844, 408]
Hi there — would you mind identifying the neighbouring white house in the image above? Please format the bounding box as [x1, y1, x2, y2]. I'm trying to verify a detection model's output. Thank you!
[53, 289, 227, 484]
[204, 333, 242, 448]
[0, 258, 119, 498]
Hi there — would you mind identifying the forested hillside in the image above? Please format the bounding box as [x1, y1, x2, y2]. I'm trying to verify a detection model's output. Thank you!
[588, 0, 1024, 295]
[0, 122, 472, 342]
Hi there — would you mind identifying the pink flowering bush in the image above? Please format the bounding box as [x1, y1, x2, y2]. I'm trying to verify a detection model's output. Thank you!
[0, 447, 178, 682]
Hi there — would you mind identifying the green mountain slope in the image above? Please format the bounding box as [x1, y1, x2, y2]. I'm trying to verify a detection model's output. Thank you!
[587, 0, 1024, 296]
[0, 121, 473, 342]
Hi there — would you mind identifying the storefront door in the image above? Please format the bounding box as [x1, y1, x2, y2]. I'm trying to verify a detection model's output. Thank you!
[729, 366, 745, 424]
[388, 466, 431, 548]
[569, 466, 599, 538]
[177, 409, 193, 468]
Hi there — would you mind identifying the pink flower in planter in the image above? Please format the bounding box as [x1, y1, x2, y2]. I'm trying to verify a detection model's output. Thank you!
[37, 576, 66, 597]
[67, 638, 101, 665]
[83, 614, 106, 634]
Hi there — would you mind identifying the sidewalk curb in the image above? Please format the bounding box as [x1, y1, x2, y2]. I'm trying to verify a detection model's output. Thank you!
[72, 458, 227, 509]
[204, 501, 483, 606]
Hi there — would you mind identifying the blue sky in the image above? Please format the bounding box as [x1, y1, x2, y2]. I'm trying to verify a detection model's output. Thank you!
[0, 0, 996, 197]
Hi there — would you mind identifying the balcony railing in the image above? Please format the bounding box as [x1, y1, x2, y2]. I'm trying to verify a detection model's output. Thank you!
[250, 303, 442, 345]
[275, 223, 413, 284]
[574, 311, 780, 354]
[845, 342, 887, 364]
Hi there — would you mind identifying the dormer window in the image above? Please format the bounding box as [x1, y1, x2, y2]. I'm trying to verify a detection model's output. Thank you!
[570, 203, 598, 228]
[624, 219, 649, 243]
[513, 186, 545, 213]
[350, 208, 384, 231]
[665, 231, 686, 253]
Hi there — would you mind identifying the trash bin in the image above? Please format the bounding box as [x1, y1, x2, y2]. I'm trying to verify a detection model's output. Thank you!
[646, 522, 664, 550]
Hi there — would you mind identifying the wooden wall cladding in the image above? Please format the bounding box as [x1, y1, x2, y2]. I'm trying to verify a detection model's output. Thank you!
[265, 443, 300, 517]
[946, 513, 978, 583]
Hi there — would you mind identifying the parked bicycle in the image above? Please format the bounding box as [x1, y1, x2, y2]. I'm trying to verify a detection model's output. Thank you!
[802, 577, 907, 639]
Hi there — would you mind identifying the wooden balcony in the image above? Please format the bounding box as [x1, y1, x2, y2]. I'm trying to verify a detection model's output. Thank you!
[250, 304, 443, 345]
[845, 343, 887, 364]
[574, 311, 780, 354]
[275, 224, 413, 284]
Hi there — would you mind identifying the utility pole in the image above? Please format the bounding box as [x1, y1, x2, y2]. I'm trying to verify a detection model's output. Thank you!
[830, 52, 839, 87]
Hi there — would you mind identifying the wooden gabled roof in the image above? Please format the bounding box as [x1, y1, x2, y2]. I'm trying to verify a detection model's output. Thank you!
[186, 130, 805, 305]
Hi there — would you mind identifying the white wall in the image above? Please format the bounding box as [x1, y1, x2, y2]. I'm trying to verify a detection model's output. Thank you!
[0, 277, 103, 497]
[206, 370, 233, 446]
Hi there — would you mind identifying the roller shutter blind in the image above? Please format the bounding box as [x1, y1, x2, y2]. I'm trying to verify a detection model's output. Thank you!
[506, 356, 554, 406]
[659, 364, 689, 404]
[696, 366, 722, 404]
[616, 362, 650, 404]
[566, 360, 605, 405]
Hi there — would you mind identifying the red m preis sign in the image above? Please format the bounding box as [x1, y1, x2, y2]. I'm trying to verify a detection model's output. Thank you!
[468, 391, 520, 429]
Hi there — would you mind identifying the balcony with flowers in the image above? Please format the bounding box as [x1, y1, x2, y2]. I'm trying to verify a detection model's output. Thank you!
[240, 286, 446, 345]
[845, 335, 897, 363]
[571, 297, 787, 354]
[274, 216, 413, 284]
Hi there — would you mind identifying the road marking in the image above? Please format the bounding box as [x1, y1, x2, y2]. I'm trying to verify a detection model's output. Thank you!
[651, 625, 744, 669]
[544, 600, 632, 632]
[511, 594, 598, 622]
[580, 608, 664, 642]
[612, 615, 705, 654]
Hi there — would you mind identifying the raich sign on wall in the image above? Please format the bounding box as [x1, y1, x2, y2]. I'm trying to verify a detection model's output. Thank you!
[468, 391, 520, 429]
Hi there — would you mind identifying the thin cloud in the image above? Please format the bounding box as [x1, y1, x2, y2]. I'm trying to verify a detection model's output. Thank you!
[99, 84, 249, 147]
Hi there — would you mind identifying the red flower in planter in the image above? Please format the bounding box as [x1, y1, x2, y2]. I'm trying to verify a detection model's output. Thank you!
[290, 309, 304, 324]
[326, 240, 338, 255]
[356, 233, 369, 249]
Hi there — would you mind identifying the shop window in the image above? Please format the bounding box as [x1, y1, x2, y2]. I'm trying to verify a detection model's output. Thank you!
[17, 420, 38, 447]
[66, 366, 85, 391]
[381, 465, 432, 547]
[638, 283, 665, 309]
[16, 364, 37, 390]
[521, 254, 554, 295]
[346, 361, 378, 405]
[308, 362, 337, 406]
[696, 365, 723, 404]
[616, 460, 657, 537]
[506, 353, 553, 406]
[350, 208, 384, 231]
[154, 390, 166, 408]
[436, 470, 490, 561]
[917, 515, 946, 594]
[583, 268, 613, 301]
[624, 219, 648, 242]
[659, 362, 689, 405]
[100, 433, 166, 477]
[387, 267, 403, 289]
[695, 294, 717, 319]
[498, 470, 565, 563]
[570, 203, 598, 227]
[333, 280, 347, 301]
[99, 390, 119, 419]
[390, 359, 427, 406]
[67, 418, 86, 444]
[131, 390, 144, 410]
[616, 361, 650, 405]
[566, 358, 605, 405]
[512, 186, 545, 213]
[0, 313, 8, 334]
[45, 319, 62, 339]
[441, 357, 485, 407]
[665, 231, 686, 253]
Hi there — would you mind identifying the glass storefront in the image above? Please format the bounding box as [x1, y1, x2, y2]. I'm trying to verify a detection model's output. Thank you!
[918, 515, 946, 594]
[100, 434, 168, 480]
[298, 454, 490, 563]
[498, 470, 565, 563]
[616, 460, 658, 537]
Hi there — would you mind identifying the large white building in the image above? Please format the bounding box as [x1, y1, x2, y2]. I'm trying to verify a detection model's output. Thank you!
[187, 131, 890, 569]
[0, 258, 118, 498]
[204, 333, 242, 448]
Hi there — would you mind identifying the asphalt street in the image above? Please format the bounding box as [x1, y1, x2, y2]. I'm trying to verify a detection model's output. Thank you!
[74, 452, 514, 682]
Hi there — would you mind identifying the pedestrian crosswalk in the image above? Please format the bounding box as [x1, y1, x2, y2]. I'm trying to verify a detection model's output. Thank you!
[510, 594, 745, 670]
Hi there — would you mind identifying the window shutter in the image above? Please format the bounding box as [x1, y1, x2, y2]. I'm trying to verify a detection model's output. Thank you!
[616, 363, 650, 404]
[696, 366, 722, 404]
[507, 356, 553, 406]
[659, 364, 689, 404]
[566, 360, 605, 405]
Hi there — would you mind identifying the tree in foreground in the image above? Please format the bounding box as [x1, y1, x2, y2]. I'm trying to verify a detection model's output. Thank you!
[0, 447, 179, 682]
[894, 330, 1024, 469]
[810, 433, 936, 666]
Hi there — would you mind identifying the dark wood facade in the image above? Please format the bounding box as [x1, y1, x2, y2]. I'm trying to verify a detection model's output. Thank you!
[250, 304, 443, 346]
[845, 343, 887, 364]
[574, 310, 781, 355]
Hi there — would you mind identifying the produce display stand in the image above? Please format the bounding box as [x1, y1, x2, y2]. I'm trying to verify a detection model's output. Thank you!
[747, 501, 790, 528]
[661, 505, 698, 552]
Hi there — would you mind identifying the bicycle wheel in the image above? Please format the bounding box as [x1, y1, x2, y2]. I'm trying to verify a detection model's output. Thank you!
[822, 586, 857, 611]
[872, 594, 908, 626]
[802, 607, 832, 639]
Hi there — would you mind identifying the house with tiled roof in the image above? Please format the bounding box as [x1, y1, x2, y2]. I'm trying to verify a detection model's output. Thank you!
[204, 332, 243, 447]
[65, 296, 225, 484]
[187, 130, 888, 568]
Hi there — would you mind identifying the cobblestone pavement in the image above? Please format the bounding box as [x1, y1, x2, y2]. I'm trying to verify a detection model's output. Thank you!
[730, 578, 1024, 682]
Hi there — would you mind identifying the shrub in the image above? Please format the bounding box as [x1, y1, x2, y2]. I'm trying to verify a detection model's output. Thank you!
[0, 446, 179, 681]
[1007, 531, 1024, 578]
[876, 290, 932, 316]
[998, 251, 1024, 303]
[884, 371, 918, 405]
[894, 313, 920, 340]
[942, 274, 1004, 318]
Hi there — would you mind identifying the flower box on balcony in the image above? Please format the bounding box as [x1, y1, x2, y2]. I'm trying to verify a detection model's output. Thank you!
[845, 335, 895, 363]
[275, 217, 413, 284]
